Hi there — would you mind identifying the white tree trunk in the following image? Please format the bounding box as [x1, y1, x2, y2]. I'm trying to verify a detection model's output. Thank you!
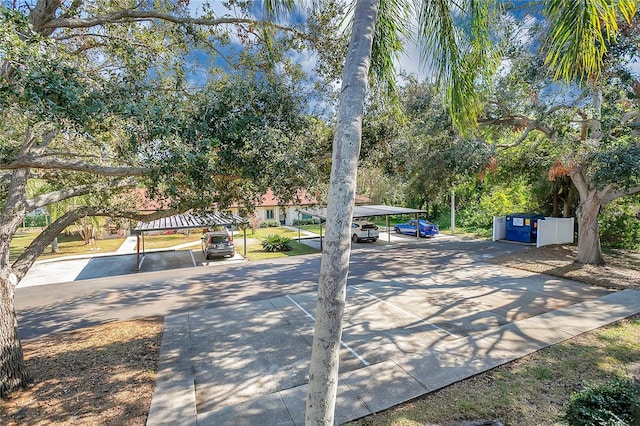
[305, 1, 379, 424]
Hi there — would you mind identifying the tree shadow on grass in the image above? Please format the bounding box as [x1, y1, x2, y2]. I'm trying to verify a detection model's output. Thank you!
[0, 318, 163, 425]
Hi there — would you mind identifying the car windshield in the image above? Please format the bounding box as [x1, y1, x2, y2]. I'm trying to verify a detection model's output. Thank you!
[209, 236, 228, 244]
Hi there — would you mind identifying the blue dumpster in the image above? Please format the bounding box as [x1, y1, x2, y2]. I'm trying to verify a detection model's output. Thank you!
[505, 213, 545, 243]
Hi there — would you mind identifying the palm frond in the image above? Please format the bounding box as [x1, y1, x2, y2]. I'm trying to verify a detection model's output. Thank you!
[415, 0, 500, 130]
[370, 0, 412, 97]
[544, 0, 637, 83]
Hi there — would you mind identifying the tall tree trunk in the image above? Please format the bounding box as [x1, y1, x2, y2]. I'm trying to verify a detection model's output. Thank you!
[305, 1, 378, 424]
[0, 267, 30, 397]
[575, 191, 604, 265]
[0, 161, 32, 396]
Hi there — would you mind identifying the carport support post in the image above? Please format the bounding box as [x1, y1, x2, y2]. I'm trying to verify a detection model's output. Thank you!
[386, 215, 390, 243]
[243, 228, 247, 258]
[136, 234, 140, 270]
[415, 213, 419, 239]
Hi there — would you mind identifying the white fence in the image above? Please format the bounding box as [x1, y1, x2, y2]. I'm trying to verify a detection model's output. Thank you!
[536, 217, 574, 248]
[493, 216, 575, 248]
[493, 216, 507, 241]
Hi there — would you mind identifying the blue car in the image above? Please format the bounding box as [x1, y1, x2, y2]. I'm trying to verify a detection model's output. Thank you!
[394, 219, 439, 238]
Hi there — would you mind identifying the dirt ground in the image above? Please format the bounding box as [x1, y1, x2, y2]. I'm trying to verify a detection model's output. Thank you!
[0, 244, 638, 425]
[488, 244, 640, 291]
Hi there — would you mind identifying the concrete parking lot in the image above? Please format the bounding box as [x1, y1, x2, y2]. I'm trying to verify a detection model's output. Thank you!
[18, 231, 424, 287]
[19, 246, 245, 287]
[148, 258, 639, 425]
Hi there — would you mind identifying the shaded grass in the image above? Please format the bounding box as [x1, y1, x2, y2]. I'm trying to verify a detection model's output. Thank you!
[348, 316, 640, 426]
[0, 319, 162, 426]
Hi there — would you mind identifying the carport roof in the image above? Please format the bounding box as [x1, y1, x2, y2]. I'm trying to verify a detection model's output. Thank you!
[297, 204, 427, 220]
[134, 212, 247, 233]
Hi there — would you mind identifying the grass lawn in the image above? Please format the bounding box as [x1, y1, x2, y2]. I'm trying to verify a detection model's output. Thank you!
[235, 240, 320, 261]
[10, 229, 205, 262]
[138, 232, 203, 250]
[10, 229, 124, 262]
[240, 226, 305, 239]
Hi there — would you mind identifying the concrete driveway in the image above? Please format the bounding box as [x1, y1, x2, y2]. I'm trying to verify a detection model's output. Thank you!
[147, 257, 639, 425]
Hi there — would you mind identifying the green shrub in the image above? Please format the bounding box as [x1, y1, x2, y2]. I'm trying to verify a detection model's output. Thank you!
[561, 378, 640, 426]
[259, 220, 281, 228]
[261, 234, 292, 252]
[292, 218, 319, 226]
[23, 214, 49, 227]
[600, 201, 640, 250]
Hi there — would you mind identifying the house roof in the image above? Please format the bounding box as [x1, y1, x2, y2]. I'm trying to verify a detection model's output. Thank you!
[229, 188, 320, 208]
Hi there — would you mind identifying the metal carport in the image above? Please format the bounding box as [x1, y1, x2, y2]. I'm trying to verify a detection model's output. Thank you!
[133, 212, 248, 270]
[297, 204, 429, 248]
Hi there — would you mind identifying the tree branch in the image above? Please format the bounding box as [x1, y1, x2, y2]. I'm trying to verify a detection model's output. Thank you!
[569, 165, 591, 202]
[1, 156, 149, 177]
[24, 179, 137, 211]
[43, 12, 302, 37]
[602, 185, 640, 205]
[487, 104, 571, 149]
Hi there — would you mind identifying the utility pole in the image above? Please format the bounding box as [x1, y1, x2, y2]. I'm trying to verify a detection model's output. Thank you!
[450, 189, 455, 235]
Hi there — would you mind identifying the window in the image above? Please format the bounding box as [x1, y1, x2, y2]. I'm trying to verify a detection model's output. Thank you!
[266, 209, 275, 220]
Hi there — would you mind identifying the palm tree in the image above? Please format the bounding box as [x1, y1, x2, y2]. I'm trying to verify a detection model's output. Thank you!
[299, 0, 636, 423]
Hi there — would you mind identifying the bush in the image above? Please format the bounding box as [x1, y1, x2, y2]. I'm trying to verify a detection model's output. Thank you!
[23, 214, 48, 227]
[561, 378, 640, 426]
[261, 234, 292, 252]
[600, 201, 640, 250]
[259, 220, 281, 228]
[292, 218, 319, 226]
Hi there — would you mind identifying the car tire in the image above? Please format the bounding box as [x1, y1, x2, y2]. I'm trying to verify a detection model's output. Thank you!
[352, 234, 359, 243]
[372, 238, 378, 242]
[395, 228, 401, 234]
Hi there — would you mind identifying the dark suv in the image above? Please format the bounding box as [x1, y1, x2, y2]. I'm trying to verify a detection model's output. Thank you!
[201, 231, 235, 259]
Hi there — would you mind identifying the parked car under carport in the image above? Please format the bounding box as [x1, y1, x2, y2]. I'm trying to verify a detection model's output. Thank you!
[394, 219, 439, 238]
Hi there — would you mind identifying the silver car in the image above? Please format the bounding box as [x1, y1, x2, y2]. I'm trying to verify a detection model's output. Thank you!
[201, 231, 235, 259]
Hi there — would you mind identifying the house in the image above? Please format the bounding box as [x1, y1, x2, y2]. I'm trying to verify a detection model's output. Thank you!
[131, 187, 372, 229]
[228, 189, 372, 227]
[228, 189, 318, 227]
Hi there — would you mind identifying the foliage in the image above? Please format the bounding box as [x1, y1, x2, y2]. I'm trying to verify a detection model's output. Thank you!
[292, 218, 320, 226]
[22, 215, 48, 227]
[561, 378, 640, 426]
[260, 234, 292, 252]
[600, 199, 640, 250]
[479, 179, 537, 218]
[358, 79, 494, 213]
[259, 220, 281, 228]
[75, 215, 104, 245]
